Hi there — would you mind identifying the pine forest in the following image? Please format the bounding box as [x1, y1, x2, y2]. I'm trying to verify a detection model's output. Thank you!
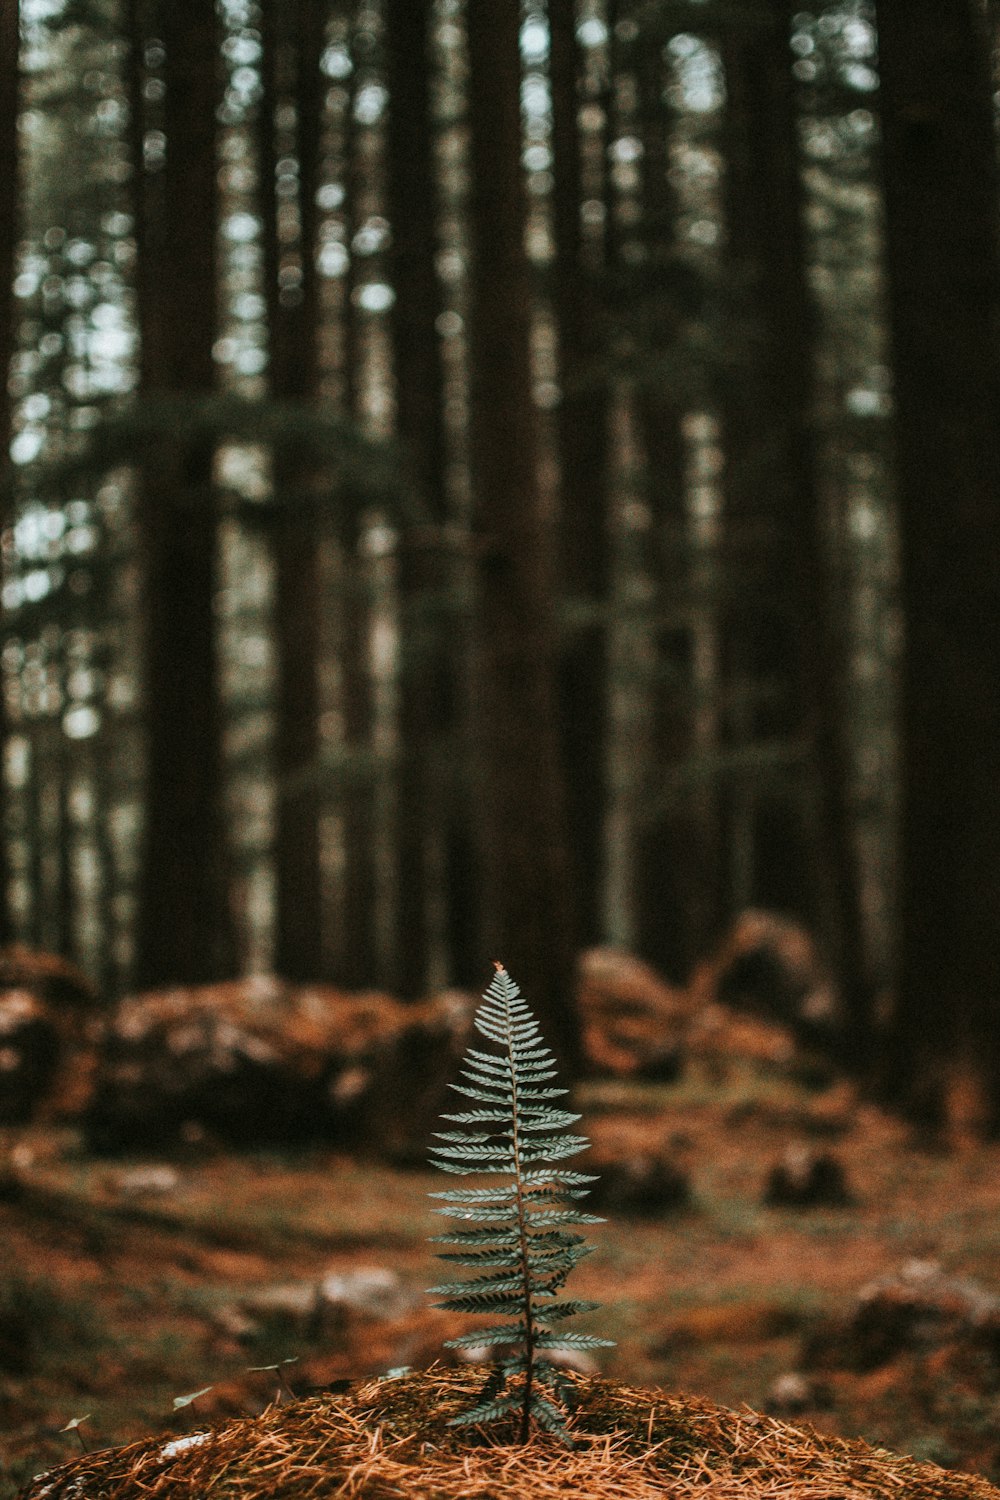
[3, 3, 1000, 1489]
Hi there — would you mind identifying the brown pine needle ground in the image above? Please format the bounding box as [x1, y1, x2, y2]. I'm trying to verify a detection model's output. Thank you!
[19, 1368, 1000, 1500]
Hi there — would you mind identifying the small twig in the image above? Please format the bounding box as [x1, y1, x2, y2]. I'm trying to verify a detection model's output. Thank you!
[171, 1386, 213, 1425]
[60, 1415, 91, 1453]
[246, 1357, 299, 1403]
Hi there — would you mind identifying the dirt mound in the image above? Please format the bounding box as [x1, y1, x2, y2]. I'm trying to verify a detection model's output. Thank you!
[804, 1259, 1000, 1376]
[576, 945, 805, 1084]
[10, 941, 835, 1137]
[20, 1367, 1000, 1500]
[588, 1141, 692, 1216]
[763, 1144, 854, 1207]
[0, 947, 99, 1015]
[84, 981, 473, 1156]
[691, 910, 840, 1045]
[578, 947, 688, 1079]
[0, 949, 101, 1125]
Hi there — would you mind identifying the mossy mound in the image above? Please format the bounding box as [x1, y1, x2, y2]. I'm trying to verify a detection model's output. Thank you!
[20, 1368, 1000, 1500]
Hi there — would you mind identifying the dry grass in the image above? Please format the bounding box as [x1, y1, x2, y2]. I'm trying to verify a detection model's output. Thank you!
[21, 1368, 1000, 1500]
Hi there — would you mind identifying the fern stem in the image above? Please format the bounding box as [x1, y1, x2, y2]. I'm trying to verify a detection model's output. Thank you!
[504, 980, 536, 1443]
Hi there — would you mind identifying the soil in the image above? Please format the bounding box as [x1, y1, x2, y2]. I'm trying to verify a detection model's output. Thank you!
[2, 1062, 1000, 1497]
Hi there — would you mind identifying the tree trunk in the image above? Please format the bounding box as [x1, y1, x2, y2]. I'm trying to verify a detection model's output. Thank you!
[259, 0, 326, 980]
[0, 0, 19, 944]
[129, 0, 236, 987]
[720, 1, 868, 1039]
[384, 0, 453, 995]
[631, 34, 714, 981]
[549, 0, 611, 953]
[334, 27, 378, 989]
[464, 2, 579, 1070]
[876, 0, 1000, 1131]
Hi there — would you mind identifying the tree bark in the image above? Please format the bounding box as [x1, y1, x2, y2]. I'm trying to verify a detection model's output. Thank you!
[464, 2, 579, 1071]
[720, 0, 869, 1040]
[334, 25, 378, 989]
[631, 34, 714, 981]
[259, 0, 326, 980]
[384, 0, 453, 995]
[129, 0, 236, 986]
[549, 0, 611, 953]
[876, 0, 1000, 1131]
[0, 0, 19, 944]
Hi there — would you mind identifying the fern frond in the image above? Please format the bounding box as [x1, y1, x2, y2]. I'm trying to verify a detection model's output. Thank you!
[528, 1392, 572, 1440]
[449, 1394, 521, 1426]
[430, 1131, 511, 1146]
[519, 1110, 582, 1130]
[428, 964, 613, 1443]
[428, 1271, 525, 1297]
[430, 1204, 521, 1221]
[429, 1160, 512, 1178]
[430, 1143, 517, 1164]
[441, 1110, 516, 1125]
[428, 1185, 519, 1202]
[535, 1361, 579, 1406]
[535, 1330, 616, 1350]
[448, 1081, 512, 1101]
[465, 1047, 516, 1070]
[521, 1170, 596, 1186]
[526, 1250, 592, 1277]
[433, 1293, 525, 1315]
[443, 1324, 529, 1348]
[523, 1208, 605, 1226]
[533, 1299, 603, 1321]
[434, 1247, 523, 1267]
[519, 1140, 591, 1164]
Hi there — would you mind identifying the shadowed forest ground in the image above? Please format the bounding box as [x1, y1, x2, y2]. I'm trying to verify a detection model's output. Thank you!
[3, 1067, 1000, 1498]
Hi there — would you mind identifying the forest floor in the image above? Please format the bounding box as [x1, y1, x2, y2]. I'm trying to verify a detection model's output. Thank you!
[2, 1063, 1000, 1498]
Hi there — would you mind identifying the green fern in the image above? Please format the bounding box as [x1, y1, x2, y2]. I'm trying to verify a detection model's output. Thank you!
[428, 962, 613, 1444]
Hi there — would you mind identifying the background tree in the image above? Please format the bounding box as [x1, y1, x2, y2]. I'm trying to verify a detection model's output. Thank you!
[127, 0, 236, 986]
[549, 0, 612, 954]
[876, 0, 1000, 1129]
[624, 12, 715, 980]
[331, 9, 380, 990]
[384, 0, 453, 996]
[3, 0, 997, 1139]
[464, 0, 579, 1071]
[718, 0, 868, 1029]
[0, 0, 20, 943]
[258, 0, 326, 981]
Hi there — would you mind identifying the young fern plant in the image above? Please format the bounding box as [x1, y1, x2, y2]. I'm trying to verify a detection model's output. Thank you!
[428, 962, 613, 1444]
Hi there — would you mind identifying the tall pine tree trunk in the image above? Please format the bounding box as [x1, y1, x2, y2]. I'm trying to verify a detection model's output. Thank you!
[719, 3, 803, 915]
[465, 2, 578, 1070]
[384, 0, 452, 995]
[0, 0, 19, 945]
[259, 0, 325, 980]
[129, 0, 236, 986]
[334, 26, 378, 989]
[549, 0, 611, 953]
[876, 0, 1000, 1130]
[720, 1, 868, 1037]
[631, 35, 713, 981]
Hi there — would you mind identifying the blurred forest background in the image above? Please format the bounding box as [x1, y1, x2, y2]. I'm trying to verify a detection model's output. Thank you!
[1, 0, 998, 1130]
